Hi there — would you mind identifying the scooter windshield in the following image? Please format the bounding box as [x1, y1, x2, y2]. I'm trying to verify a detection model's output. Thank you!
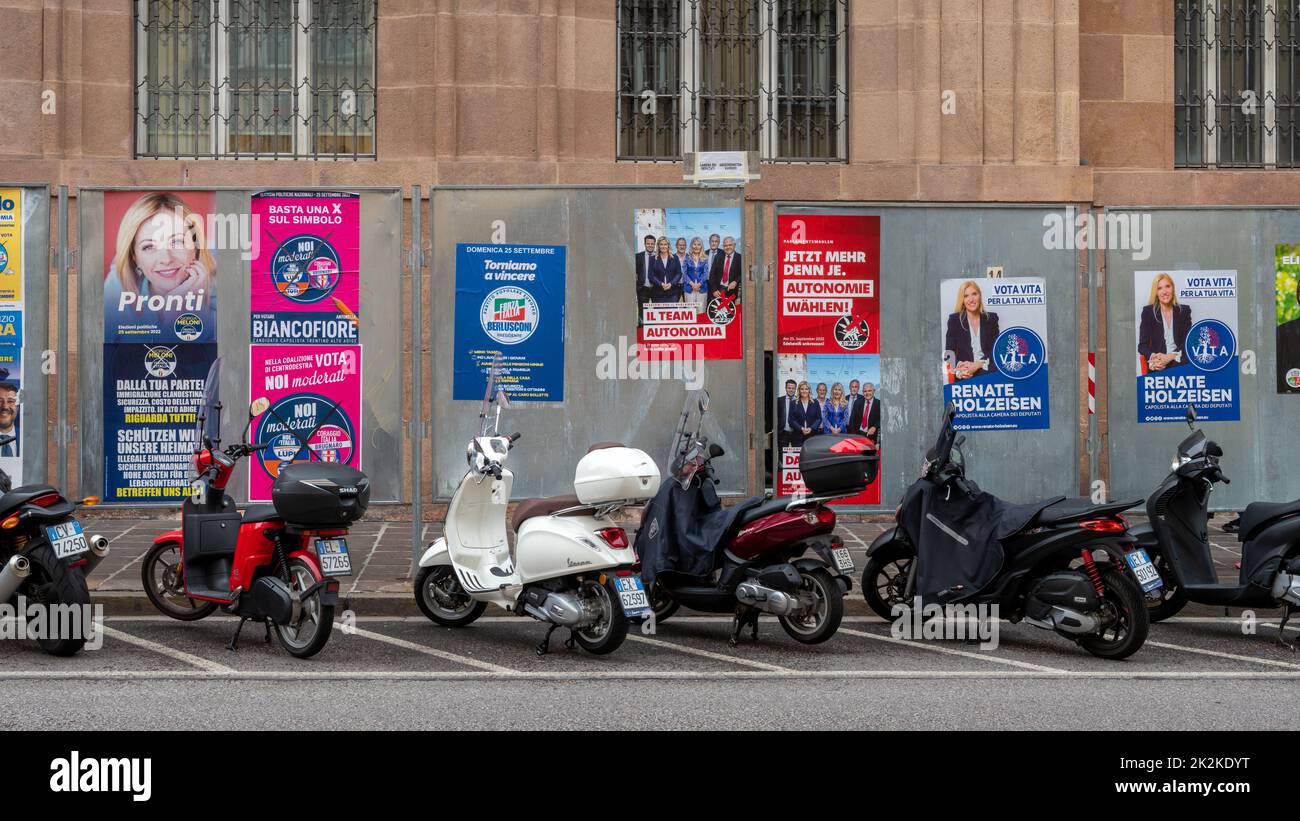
[195, 356, 223, 448]
[477, 355, 508, 438]
[668, 388, 709, 487]
[1177, 428, 1207, 459]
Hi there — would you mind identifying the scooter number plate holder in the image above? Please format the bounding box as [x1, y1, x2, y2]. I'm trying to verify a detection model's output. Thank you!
[1125, 549, 1164, 593]
[831, 546, 855, 573]
[47, 520, 89, 560]
[315, 538, 353, 577]
[613, 575, 651, 618]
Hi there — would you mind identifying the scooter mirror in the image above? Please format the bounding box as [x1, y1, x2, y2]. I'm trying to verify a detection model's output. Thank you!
[250, 397, 270, 417]
[496, 390, 510, 409]
[698, 390, 710, 413]
[1186, 405, 1197, 427]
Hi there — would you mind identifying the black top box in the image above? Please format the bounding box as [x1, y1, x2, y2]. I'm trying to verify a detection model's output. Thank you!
[799, 434, 879, 496]
[271, 462, 371, 528]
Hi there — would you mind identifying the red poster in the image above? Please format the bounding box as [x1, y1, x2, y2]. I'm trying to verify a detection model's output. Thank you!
[776, 214, 882, 506]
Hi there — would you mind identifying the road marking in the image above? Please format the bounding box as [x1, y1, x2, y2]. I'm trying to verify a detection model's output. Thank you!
[349, 627, 517, 674]
[627, 634, 793, 672]
[347, 522, 389, 594]
[100, 625, 236, 674]
[93, 525, 145, 585]
[839, 627, 1069, 673]
[1146, 640, 1300, 670]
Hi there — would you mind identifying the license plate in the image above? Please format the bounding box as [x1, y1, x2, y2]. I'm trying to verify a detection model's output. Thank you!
[831, 546, 855, 573]
[47, 521, 88, 560]
[613, 575, 651, 618]
[1126, 549, 1164, 593]
[316, 538, 352, 577]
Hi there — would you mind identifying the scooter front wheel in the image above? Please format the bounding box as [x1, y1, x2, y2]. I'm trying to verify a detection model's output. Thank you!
[779, 567, 845, 644]
[649, 582, 680, 623]
[140, 540, 219, 622]
[274, 558, 335, 659]
[414, 566, 486, 627]
[1144, 552, 1189, 622]
[571, 578, 629, 655]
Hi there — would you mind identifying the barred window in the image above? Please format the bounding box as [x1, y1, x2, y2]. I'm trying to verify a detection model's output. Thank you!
[135, 0, 376, 159]
[617, 0, 847, 162]
[1175, 0, 1300, 168]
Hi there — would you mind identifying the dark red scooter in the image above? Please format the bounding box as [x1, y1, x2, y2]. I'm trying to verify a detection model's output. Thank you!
[639, 390, 873, 646]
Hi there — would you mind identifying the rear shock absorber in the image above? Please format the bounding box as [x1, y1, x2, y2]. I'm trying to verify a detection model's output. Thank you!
[269, 529, 290, 581]
[1080, 549, 1106, 596]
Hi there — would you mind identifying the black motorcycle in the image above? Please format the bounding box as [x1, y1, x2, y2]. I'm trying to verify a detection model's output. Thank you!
[0, 435, 110, 656]
[1131, 406, 1300, 645]
[861, 404, 1151, 660]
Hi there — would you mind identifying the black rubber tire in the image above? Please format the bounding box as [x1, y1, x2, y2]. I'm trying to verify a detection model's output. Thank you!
[22, 542, 91, 657]
[1078, 565, 1150, 660]
[1143, 551, 1189, 623]
[140, 540, 219, 621]
[649, 582, 680, 623]
[861, 550, 915, 620]
[572, 578, 630, 655]
[414, 566, 486, 627]
[778, 567, 845, 645]
[273, 558, 335, 659]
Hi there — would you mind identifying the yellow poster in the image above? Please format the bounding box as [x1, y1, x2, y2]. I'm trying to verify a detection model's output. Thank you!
[0, 189, 20, 303]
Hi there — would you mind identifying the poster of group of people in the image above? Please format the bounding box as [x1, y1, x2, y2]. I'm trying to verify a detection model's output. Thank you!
[775, 214, 882, 506]
[632, 207, 743, 361]
[0, 190, 24, 484]
[248, 191, 363, 502]
[1276, 246, 1300, 394]
[453, 243, 567, 402]
[941, 277, 1051, 431]
[1134, 270, 1240, 423]
[103, 191, 220, 500]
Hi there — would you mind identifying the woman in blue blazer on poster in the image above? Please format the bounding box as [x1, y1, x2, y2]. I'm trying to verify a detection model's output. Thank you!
[649, 236, 683, 303]
[789, 381, 822, 447]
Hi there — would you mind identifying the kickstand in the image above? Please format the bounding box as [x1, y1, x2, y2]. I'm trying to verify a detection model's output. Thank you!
[564, 631, 577, 651]
[228, 617, 249, 652]
[263, 620, 274, 644]
[537, 623, 561, 656]
[1278, 605, 1297, 653]
[729, 609, 760, 648]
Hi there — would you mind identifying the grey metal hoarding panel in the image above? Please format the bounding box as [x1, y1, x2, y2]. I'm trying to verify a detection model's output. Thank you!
[776, 204, 1081, 511]
[1104, 208, 1299, 509]
[11, 187, 49, 485]
[429, 187, 748, 499]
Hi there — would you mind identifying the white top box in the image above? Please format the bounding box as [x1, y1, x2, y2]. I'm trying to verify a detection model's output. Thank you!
[574, 447, 661, 505]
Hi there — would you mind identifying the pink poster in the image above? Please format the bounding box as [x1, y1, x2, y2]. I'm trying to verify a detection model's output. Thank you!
[248, 344, 363, 502]
[250, 191, 360, 345]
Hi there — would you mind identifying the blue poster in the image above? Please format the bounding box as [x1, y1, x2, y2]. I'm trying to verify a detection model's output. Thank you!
[941, 277, 1050, 431]
[0, 307, 21, 346]
[103, 343, 218, 502]
[1134, 270, 1240, 422]
[453, 244, 566, 402]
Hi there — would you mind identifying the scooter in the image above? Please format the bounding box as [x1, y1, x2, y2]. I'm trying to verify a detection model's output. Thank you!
[639, 390, 859, 647]
[0, 434, 110, 656]
[141, 358, 369, 659]
[1132, 406, 1300, 646]
[861, 403, 1152, 659]
[414, 364, 656, 656]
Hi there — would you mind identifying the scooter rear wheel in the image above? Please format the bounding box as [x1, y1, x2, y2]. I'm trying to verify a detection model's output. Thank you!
[571, 578, 629, 655]
[23, 542, 91, 657]
[414, 566, 486, 627]
[1078, 565, 1149, 660]
[779, 567, 844, 644]
[140, 540, 219, 622]
[274, 558, 335, 659]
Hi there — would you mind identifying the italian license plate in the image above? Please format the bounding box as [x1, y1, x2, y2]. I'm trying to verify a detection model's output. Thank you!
[1126, 549, 1164, 593]
[316, 538, 352, 577]
[831, 546, 855, 573]
[613, 575, 651, 618]
[47, 521, 88, 560]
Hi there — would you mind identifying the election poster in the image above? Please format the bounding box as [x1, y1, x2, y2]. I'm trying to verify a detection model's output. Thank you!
[1134, 270, 1240, 422]
[453, 243, 566, 402]
[250, 191, 360, 346]
[632, 207, 743, 361]
[102, 190, 218, 344]
[248, 345, 363, 502]
[0, 188, 22, 303]
[940, 277, 1050, 431]
[1275, 245, 1300, 393]
[103, 343, 218, 502]
[0, 345, 22, 485]
[776, 214, 881, 506]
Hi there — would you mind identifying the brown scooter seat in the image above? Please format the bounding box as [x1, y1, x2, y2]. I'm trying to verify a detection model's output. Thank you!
[511, 495, 588, 532]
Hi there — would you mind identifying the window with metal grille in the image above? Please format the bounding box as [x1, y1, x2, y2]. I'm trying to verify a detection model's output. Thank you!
[1175, 0, 1300, 168]
[617, 0, 847, 162]
[135, 0, 376, 159]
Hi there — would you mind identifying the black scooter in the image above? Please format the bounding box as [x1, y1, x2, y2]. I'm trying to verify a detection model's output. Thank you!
[1131, 406, 1300, 646]
[861, 404, 1152, 659]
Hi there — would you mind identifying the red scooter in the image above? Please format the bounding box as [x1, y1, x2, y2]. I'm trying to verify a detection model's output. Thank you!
[141, 359, 370, 658]
[639, 390, 872, 646]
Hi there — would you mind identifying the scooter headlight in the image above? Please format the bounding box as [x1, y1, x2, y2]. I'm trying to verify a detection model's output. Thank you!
[1171, 453, 1191, 471]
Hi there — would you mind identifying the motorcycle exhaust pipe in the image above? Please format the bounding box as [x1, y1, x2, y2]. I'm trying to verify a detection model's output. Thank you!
[81, 535, 110, 578]
[0, 555, 32, 602]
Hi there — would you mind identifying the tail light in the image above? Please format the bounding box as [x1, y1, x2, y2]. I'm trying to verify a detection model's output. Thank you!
[1079, 518, 1126, 533]
[816, 507, 835, 525]
[597, 527, 629, 549]
[32, 493, 62, 508]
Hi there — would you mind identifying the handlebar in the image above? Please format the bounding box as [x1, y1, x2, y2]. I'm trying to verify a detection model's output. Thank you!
[507, 432, 521, 449]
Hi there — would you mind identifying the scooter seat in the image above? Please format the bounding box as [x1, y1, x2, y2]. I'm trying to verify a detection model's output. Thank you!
[1237, 498, 1300, 542]
[735, 496, 794, 527]
[241, 504, 280, 524]
[510, 495, 588, 532]
[1031, 497, 1140, 527]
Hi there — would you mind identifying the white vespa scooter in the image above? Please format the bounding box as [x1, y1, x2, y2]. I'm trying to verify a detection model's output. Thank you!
[415, 367, 661, 656]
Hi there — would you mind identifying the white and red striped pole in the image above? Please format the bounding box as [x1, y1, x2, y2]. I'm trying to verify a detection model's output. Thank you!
[1087, 352, 1096, 414]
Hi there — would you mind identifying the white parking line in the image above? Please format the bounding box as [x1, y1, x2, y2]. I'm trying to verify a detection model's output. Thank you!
[100, 625, 236, 674]
[839, 627, 1070, 673]
[347, 522, 389, 594]
[627, 634, 793, 672]
[1145, 640, 1300, 670]
[349, 627, 517, 674]
[94, 525, 145, 585]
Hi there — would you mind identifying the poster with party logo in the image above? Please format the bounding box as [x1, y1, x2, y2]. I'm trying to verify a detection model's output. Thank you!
[250, 191, 360, 345]
[247, 345, 363, 502]
[776, 214, 882, 506]
[1275, 245, 1300, 393]
[632, 207, 743, 361]
[940, 277, 1050, 431]
[1134, 270, 1240, 422]
[0, 188, 22, 303]
[103, 343, 218, 501]
[453, 244, 566, 402]
[0, 345, 22, 485]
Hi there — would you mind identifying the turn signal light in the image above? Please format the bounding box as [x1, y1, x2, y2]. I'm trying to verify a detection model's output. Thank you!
[597, 527, 629, 549]
[81, 496, 101, 506]
[1, 514, 20, 530]
[1079, 518, 1127, 533]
